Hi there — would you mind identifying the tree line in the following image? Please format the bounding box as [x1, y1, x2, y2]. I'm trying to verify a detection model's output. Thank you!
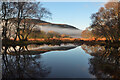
[90, 1, 120, 42]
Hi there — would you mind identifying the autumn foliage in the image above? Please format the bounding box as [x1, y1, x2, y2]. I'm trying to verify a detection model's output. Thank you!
[90, 1, 120, 42]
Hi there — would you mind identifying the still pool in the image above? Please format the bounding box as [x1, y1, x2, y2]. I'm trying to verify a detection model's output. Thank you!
[2, 44, 120, 79]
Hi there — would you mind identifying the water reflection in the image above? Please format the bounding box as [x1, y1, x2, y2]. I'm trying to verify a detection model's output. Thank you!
[2, 45, 51, 79]
[2, 43, 120, 79]
[81, 44, 120, 79]
[2, 44, 77, 79]
[3, 44, 78, 55]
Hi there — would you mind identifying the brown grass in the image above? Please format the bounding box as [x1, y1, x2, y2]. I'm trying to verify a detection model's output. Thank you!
[10, 37, 106, 41]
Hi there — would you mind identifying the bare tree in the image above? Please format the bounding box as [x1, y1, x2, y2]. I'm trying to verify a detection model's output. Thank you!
[0, 2, 51, 41]
[0, 2, 13, 40]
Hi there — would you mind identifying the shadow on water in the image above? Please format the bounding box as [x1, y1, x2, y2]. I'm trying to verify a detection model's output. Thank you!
[81, 45, 120, 79]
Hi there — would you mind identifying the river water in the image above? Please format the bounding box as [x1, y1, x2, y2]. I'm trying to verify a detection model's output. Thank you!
[2, 44, 120, 79]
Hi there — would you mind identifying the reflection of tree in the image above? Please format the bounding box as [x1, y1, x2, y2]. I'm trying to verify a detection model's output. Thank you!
[2, 46, 51, 79]
[81, 44, 105, 56]
[81, 44, 120, 79]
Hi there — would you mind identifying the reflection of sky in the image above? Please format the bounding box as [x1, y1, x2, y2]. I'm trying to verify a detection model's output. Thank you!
[41, 2, 105, 30]
[40, 46, 94, 78]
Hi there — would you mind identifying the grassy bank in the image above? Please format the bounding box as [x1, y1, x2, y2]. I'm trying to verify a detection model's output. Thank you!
[2, 38, 120, 47]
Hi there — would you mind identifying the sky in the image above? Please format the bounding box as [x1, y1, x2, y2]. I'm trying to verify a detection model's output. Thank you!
[41, 2, 106, 30]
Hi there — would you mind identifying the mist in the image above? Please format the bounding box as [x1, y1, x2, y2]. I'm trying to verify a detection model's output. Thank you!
[35, 25, 82, 38]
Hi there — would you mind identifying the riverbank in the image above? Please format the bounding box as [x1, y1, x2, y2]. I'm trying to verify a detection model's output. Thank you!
[2, 38, 120, 48]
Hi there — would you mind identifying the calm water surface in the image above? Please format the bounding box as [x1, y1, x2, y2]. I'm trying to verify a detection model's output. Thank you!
[2, 44, 120, 79]
[40, 46, 94, 78]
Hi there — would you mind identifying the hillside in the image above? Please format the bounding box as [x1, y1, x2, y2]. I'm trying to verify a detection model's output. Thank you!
[9, 18, 82, 38]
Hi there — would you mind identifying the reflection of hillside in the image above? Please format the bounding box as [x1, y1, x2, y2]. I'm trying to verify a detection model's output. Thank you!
[81, 44, 120, 79]
[28, 44, 77, 50]
[7, 44, 78, 55]
[2, 47, 51, 79]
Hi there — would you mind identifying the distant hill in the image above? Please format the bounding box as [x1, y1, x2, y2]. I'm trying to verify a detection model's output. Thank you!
[9, 18, 82, 38]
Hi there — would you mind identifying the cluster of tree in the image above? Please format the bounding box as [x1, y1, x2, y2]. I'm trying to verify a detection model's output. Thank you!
[90, 1, 120, 42]
[0, 2, 51, 41]
[28, 30, 70, 39]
